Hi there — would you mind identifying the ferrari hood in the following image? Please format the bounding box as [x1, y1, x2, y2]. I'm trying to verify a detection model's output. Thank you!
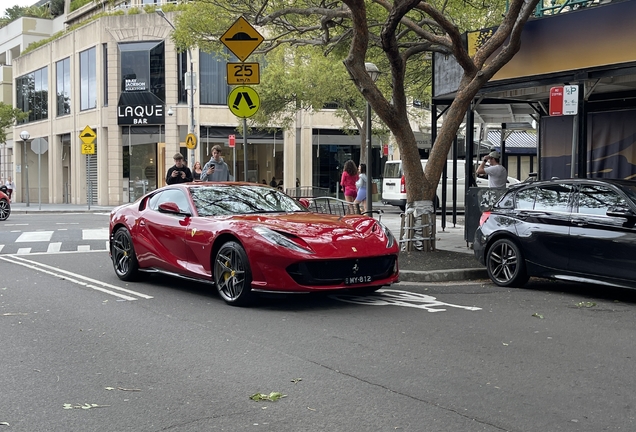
[234, 212, 385, 243]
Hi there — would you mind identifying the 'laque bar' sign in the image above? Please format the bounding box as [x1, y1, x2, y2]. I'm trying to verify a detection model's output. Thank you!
[117, 104, 164, 125]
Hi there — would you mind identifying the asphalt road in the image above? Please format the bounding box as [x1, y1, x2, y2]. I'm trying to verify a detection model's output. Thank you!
[2, 214, 636, 431]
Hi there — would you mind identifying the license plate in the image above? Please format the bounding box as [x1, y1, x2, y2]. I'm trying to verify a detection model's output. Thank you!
[345, 275, 372, 285]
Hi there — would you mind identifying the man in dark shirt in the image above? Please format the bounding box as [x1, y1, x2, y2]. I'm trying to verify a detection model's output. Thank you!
[166, 153, 193, 184]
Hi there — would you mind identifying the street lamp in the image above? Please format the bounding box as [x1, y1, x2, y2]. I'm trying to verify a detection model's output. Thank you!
[364, 62, 381, 215]
[156, 8, 196, 166]
[20, 130, 30, 207]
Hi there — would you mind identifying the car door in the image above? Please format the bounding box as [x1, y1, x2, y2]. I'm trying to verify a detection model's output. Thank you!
[139, 189, 192, 272]
[568, 183, 636, 282]
[512, 183, 574, 272]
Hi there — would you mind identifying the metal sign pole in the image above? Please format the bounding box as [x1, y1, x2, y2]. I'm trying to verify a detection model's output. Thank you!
[38, 141, 41, 210]
[24, 139, 30, 207]
[243, 118, 248, 182]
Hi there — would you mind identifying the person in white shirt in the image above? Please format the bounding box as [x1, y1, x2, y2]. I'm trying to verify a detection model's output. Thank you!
[4, 176, 15, 201]
[476, 151, 507, 188]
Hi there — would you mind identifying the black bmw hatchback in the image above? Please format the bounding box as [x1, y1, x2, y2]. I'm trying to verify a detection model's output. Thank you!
[474, 178, 636, 289]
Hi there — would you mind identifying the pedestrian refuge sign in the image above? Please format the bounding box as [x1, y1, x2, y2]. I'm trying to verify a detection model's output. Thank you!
[228, 86, 260, 118]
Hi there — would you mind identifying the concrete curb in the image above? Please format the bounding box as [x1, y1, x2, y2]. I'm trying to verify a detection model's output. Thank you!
[399, 268, 488, 283]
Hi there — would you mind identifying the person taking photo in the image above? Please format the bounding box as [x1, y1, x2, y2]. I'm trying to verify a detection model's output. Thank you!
[201, 145, 232, 181]
[166, 153, 193, 184]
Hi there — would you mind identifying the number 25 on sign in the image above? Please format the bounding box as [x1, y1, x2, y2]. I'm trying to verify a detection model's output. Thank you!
[82, 143, 95, 155]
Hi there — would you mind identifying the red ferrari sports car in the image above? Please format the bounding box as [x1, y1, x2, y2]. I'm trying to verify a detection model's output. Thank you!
[0, 187, 10, 221]
[109, 183, 399, 306]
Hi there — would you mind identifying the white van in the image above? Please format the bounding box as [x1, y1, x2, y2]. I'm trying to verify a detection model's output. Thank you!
[381, 159, 519, 210]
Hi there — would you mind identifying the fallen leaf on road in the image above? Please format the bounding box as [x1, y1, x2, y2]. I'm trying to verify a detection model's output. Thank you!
[532, 313, 544, 319]
[576, 301, 596, 308]
[249, 392, 287, 402]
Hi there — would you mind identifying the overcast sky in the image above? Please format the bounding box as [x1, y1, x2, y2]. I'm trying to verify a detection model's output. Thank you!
[2, 0, 39, 17]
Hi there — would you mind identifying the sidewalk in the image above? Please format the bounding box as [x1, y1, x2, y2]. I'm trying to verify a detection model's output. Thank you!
[7, 200, 487, 283]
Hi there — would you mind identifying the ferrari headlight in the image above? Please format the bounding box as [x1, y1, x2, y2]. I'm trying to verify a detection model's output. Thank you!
[378, 222, 395, 248]
[253, 226, 314, 254]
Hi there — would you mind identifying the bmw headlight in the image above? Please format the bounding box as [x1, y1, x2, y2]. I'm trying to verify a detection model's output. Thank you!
[378, 221, 395, 248]
[253, 226, 314, 254]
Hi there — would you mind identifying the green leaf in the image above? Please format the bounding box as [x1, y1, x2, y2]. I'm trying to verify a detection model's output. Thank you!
[576, 301, 596, 308]
[249, 392, 287, 402]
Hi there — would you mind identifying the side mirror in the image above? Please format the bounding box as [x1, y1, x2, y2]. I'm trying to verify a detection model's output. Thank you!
[158, 202, 182, 214]
[298, 198, 310, 208]
[607, 206, 636, 219]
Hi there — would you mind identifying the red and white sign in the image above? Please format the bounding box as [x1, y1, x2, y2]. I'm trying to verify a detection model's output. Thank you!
[228, 134, 235, 148]
[550, 85, 578, 116]
[549, 86, 564, 116]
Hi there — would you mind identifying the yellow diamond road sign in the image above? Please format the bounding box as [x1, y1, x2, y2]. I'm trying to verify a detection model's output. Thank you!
[80, 125, 96, 144]
[221, 17, 264, 62]
[228, 86, 260, 119]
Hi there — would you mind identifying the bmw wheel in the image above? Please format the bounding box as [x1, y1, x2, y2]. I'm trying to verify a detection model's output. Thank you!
[214, 241, 254, 306]
[486, 238, 529, 287]
[0, 199, 10, 221]
[111, 228, 140, 281]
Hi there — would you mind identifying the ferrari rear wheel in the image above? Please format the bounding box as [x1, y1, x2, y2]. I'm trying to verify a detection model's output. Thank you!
[111, 227, 140, 281]
[214, 241, 253, 306]
[0, 199, 10, 221]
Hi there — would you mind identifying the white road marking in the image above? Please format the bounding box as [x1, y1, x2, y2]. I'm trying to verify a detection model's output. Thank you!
[16, 231, 54, 242]
[82, 228, 108, 240]
[331, 289, 482, 313]
[56, 223, 79, 225]
[77, 245, 91, 252]
[17, 248, 31, 254]
[0, 245, 3, 252]
[0, 255, 153, 301]
[47, 242, 62, 253]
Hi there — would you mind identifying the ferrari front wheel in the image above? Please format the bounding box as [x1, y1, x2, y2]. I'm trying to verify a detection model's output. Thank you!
[0, 199, 10, 221]
[111, 227, 140, 281]
[214, 241, 254, 306]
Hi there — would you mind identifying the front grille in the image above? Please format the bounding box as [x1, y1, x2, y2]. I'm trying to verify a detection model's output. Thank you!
[287, 255, 397, 286]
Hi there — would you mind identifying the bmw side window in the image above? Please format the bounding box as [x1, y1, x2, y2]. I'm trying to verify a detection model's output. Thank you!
[533, 184, 573, 212]
[576, 185, 627, 216]
[515, 187, 537, 209]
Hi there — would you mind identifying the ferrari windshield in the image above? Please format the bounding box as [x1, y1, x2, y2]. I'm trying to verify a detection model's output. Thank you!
[190, 185, 308, 216]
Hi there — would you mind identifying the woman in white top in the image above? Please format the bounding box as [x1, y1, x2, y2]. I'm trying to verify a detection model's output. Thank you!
[5, 176, 15, 201]
[354, 163, 367, 213]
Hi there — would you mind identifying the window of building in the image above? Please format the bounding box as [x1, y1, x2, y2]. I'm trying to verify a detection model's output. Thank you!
[118, 41, 165, 102]
[200, 50, 234, 105]
[80, 47, 97, 110]
[177, 52, 188, 104]
[16, 67, 48, 123]
[103, 44, 108, 106]
[56, 57, 71, 116]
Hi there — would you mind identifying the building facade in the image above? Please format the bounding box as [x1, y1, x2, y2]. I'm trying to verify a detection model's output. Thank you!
[9, 4, 398, 206]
